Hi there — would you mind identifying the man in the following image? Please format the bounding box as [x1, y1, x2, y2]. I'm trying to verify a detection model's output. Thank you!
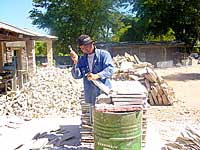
[70, 34, 114, 105]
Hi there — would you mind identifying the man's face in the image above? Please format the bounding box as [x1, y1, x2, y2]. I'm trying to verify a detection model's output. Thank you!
[80, 43, 94, 54]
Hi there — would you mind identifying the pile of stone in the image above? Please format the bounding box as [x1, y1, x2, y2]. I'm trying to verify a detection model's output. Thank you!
[112, 53, 175, 106]
[0, 67, 83, 119]
[135, 67, 175, 106]
[164, 126, 200, 150]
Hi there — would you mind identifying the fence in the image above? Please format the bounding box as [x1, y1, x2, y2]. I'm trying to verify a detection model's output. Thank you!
[36, 56, 73, 68]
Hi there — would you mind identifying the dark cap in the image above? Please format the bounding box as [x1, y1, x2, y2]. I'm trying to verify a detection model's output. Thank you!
[77, 34, 93, 46]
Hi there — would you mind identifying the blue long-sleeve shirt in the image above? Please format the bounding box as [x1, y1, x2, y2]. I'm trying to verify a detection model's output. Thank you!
[71, 48, 114, 105]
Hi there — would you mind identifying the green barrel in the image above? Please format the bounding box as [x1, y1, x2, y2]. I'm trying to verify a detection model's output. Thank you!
[93, 110, 142, 150]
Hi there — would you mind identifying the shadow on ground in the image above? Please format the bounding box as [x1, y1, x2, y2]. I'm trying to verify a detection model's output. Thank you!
[162, 73, 200, 81]
[31, 125, 87, 150]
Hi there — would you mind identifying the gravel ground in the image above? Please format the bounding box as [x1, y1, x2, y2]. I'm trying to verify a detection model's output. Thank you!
[1, 64, 200, 149]
[147, 64, 200, 146]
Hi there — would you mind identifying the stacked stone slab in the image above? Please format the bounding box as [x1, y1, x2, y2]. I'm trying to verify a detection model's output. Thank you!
[80, 92, 94, 149]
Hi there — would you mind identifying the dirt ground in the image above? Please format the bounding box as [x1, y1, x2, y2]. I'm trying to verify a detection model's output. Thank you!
[147, 62, 200, 145]
[1, 63, 200, 149]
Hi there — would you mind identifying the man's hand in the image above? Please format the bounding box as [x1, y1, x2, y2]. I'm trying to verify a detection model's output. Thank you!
[87, 73, 99, 80]
[70, 50, 78, 64]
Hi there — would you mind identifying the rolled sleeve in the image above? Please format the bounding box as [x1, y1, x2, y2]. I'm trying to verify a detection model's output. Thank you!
[71, 64, 83, 79]
[97, 51, 114, 79]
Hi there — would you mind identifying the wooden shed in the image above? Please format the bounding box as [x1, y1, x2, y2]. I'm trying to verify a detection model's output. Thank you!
[96, 41, 188, 68]
[0, 21, 57, 93]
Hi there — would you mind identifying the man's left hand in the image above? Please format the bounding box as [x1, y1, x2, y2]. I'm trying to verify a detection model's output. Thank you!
[87, 73, 99, 80]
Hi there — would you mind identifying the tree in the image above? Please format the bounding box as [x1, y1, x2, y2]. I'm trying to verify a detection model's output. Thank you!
[126, 0, 200, 46]
[35, 41, 47, 56]
[29, 0, 123, 54]
[118, 16, 150, 41]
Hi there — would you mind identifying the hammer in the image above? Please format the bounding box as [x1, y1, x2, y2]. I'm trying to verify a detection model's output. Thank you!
[68, 45, 78, 64]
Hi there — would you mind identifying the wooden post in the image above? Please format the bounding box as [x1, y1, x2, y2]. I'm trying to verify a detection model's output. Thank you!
[0, 42, 5, 72]
[16, 48, 23, 89]
[26, 40, 36, 77]
[46, 40, 53, 66]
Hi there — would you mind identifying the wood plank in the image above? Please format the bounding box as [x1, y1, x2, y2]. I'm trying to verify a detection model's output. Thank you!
[151, 87, 159, 105]
[148, 93, 155, 105]
[146, 67, 158, 82]
[157, 93, 163, 104]
[144, 74, 154, 82]
[133, 54, 141, 64]
[155, 83, 164, 96]
[162, 94, 170, 105]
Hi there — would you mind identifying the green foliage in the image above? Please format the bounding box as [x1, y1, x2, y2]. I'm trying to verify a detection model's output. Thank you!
[35, 41, 47, 56]
[112, 25, 132, 42]
[126, 0, 200, 46]
[30, 0, 200, 52]
[192, 47, 199, 53]
[30, 0, 122, 54]
[118, 16, 148, 41]
[145, 28, 176, 41]
[58, 52, 64, 56]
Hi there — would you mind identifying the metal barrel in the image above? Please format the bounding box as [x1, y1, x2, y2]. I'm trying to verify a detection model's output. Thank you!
[93, 109, 142, 150]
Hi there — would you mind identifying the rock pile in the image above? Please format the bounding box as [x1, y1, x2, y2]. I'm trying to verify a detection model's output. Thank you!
[0, 67, 83, 119]
[165, 126, 200, 150]
[112, 53, 175, 106]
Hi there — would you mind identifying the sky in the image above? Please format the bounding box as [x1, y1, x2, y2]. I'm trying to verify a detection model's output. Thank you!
[0, 0, 48, 34]
[0, 0, 132, 35]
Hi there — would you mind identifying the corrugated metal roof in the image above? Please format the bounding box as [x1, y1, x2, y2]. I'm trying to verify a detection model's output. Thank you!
[0, 21, 35, 36]
[96, 41, 185, 46]
[96, 41, 186, 48]
[22, 28, 57, 39]
[0, 21, 57, 40]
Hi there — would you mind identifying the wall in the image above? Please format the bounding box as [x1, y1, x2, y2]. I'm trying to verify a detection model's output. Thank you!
[35, 42, 186, 68]
[36, 56, 73, 67]
[96, 42, 183, 67]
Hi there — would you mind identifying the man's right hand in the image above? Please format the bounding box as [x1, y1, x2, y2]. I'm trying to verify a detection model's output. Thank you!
[70, 50, 78, 64]
[87, 73, 99, 81]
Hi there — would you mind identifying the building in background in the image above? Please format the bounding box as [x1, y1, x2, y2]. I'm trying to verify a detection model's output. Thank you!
[0, 21, 57, 93]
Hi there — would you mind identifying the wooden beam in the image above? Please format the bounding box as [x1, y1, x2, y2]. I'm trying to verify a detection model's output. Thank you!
[26, 40, 36, 76]
[0, 33, 21, 41]
[0, 42, 5, 71]
[46, 40, 53, 66]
